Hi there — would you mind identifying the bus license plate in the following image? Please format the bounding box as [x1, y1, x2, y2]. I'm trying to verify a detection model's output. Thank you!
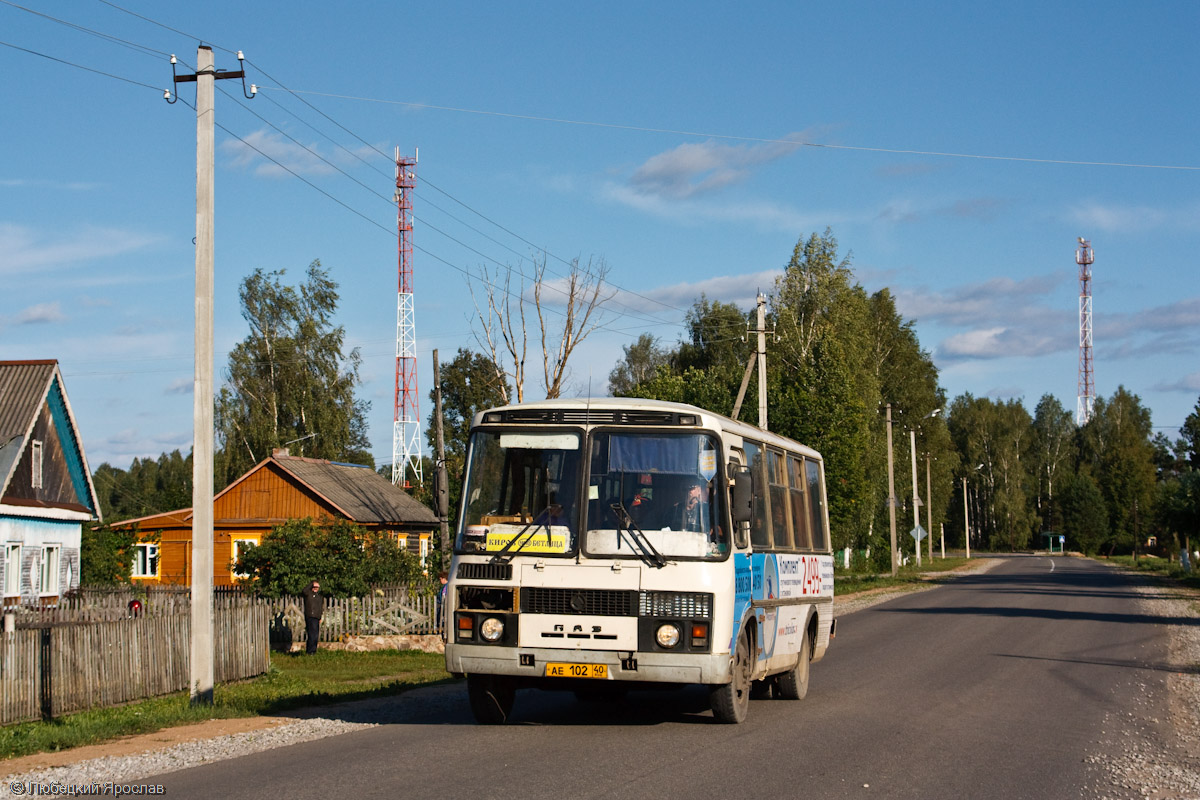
[545, 662, 608, 679]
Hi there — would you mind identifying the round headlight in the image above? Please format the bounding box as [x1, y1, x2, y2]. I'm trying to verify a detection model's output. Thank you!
[480, 616, 505, 642]
[655, 623, 681, 648]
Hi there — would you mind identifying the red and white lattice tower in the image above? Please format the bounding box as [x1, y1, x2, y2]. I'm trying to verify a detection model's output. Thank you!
[392, 148, 422, 487]
[1075, 237, 1095, 425]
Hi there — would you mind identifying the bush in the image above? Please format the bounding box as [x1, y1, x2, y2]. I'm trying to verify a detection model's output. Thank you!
[235, 518, 425, 597]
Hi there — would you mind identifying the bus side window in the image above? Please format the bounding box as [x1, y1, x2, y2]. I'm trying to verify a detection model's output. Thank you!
[743, 440, 770, 549]
[806, 458, 828, 551]
[767, 449, 792, 549]
[789, 455, 813, 549]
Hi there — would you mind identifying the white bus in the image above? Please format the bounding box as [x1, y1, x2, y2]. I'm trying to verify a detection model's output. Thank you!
[444, 398, 835, 724]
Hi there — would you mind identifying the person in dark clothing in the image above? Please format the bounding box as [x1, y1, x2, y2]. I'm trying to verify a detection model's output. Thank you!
[301, 580, 323, 654]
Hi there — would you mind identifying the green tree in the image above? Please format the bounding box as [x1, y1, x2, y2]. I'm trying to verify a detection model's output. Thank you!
[92, 450, 193, 522]
[426, 348, 510, 528]
[234, 518, 422, 598]
[948, 395, 1035, 551]
[1078, 386, 1156, 554]
[1031, 394, 1076, 533]
[1180, 396, 1200, 470]
[609, 333, 672, 397]
[1058, 472, 1109, 554]
[79, 524, 140, 585]
[216, 261, 370, 488]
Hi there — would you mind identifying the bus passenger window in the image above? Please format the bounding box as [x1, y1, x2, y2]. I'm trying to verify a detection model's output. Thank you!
[743, 441, 769, 549]
[806, 459, 828, 551]
[768, 449, 791, 549]
[789, 456, 813, 549]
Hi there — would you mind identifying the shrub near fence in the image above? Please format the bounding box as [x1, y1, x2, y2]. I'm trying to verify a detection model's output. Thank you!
[0, 603, 270, 726]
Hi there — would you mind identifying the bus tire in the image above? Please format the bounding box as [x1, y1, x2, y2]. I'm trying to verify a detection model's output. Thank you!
[467, 674, 516, 724]
[776, 630, 811, 701]
[710, 630, 752, 723]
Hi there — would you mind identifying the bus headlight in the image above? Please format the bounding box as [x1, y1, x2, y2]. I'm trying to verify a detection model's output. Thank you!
[655, 623, 681, 649]
[480, 616, 505, 642]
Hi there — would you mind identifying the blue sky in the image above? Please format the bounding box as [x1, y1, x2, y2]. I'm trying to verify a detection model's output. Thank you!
[2, 1, 1198, 473]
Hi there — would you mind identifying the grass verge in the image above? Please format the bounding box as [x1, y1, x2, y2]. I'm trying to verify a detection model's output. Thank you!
[834, 556, 975, 595]
[1098, 554, 1200, 591]
[0, 649, 452, 761]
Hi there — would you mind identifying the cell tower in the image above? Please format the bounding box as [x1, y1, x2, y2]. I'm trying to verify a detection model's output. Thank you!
[1075, 237, 1095, 425]
[392, 148, 422, 487]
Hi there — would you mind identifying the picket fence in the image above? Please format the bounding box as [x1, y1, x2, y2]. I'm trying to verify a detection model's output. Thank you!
[0, 603, 270, 725]
[265, 590, 442, 645]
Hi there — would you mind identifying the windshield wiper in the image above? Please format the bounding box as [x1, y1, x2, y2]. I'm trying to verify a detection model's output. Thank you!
[609, 502, 666, 569]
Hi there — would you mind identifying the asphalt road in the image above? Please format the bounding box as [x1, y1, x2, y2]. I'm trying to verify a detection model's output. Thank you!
[156, 555, 1170, 799]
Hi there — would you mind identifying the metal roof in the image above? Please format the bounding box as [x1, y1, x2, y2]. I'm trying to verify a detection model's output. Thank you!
[272, 456, 438, 525]
[0, 360, 56, 442]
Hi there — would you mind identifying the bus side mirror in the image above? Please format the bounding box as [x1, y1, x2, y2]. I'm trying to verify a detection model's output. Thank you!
[731, 467, 751, 549]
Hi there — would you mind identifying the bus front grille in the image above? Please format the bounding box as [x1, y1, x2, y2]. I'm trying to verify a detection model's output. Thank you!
[457, 562, 513, 581]
[521, 588, 638, 616]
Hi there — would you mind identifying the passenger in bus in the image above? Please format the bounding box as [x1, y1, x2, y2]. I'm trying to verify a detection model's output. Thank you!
[628, 487, 655, 527]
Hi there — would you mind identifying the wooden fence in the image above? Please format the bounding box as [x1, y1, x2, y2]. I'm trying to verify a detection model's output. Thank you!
[0, 603, 270, 725]
[263, 589, 441, 646]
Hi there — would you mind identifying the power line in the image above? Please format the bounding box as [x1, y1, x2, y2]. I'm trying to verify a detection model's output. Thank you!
[258, 86, 1200, 173]
[1, 0, 169, 58]
[0, 38, 164, 91]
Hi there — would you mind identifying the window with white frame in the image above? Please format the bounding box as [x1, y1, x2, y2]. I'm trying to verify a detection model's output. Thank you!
[419, 535, 430, 568]
[31, 440, 43, 490]
[4, 544, 21, 596]
[231, 538, 258, 576]
[132, 543, 159, 578]
[40, 546, 60, 595]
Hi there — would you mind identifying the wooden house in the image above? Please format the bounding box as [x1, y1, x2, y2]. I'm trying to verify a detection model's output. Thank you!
[113, 452, 438, 586]
[0, 360, 101, 605]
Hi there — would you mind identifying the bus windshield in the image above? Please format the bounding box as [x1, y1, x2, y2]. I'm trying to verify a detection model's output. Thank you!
[585, 431, 728, 561]
[457, 430, 582, 557]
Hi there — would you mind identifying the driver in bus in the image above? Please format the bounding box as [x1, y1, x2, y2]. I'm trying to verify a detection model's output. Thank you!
[668, 478, 710, 533]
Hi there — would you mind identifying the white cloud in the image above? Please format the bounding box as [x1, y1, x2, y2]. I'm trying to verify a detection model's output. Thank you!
[1066, 201, 1200, 233]
[164, 378, 192, 395]
[1153, 372, 1200, 393]
[14, 302, 64, 325]
[602, 181, 831, 232]
[221, 129, 377, 178]
[627, 133, 808, 200]
[0, 223, 163, 275]
[0, 178, 99, 191]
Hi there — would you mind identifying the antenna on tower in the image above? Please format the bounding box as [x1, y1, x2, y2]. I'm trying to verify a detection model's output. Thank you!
[392, 148, 423, 487]
[1075, 237, 1095, 425]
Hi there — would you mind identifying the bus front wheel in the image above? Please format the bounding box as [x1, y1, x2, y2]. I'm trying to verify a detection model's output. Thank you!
[710, 630, 752, 723]
[467, 674, 516, 724]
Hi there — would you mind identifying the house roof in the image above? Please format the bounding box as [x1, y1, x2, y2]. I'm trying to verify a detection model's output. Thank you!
[0, 360, 100, 519]
[112, 454, 437, 529]
[269, 455, 438, 525]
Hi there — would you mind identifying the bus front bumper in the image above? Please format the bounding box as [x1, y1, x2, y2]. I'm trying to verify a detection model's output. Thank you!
[447, 643, 733, 686]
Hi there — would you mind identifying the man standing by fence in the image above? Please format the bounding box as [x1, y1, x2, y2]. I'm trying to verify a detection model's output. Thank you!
[302, 580, 323, 654]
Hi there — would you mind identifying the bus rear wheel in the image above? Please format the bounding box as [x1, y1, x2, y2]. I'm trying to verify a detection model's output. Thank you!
[776, 631, 811, 700]
[710, 630, 752, 723]
[467, 674, 516, 724]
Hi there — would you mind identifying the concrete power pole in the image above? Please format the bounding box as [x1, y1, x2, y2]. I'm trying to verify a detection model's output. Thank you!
[756, 292, 768, 432]
[432, 350, 450, 563]
[886, 404, 898, 577]
[173, 45, 250, 705]
[910, 428, 921, 568]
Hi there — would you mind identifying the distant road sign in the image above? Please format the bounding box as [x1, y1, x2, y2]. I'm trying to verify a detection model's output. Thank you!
[909, 525, 928, 542]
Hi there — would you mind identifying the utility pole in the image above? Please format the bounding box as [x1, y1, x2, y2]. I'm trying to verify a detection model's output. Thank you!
[886, 404, 898, 577]
[925, 453, 933, 561]
[910, 428, 921, 567]
[963, 476, 970, 559]
[755, 292, 768, 432]
[431, 350, 450, 563]
[173, 45, 249, 706]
